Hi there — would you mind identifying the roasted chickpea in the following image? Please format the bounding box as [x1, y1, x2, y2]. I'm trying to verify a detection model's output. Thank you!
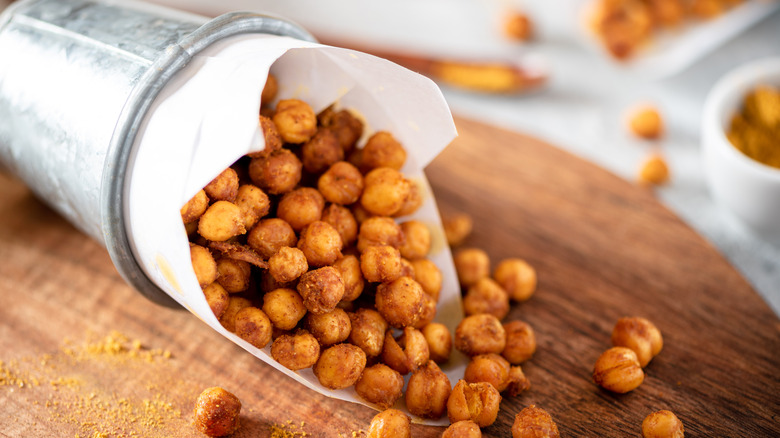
[262, 288, 307, 330]
[193, 387, 241, 437]
[442, 420, 482, 438]
[382, 327, 430, 375]
[317, 161, 364, 206]
[642, 410, 684, 438]
[512, 405, 560, 438]
[447, 379, 502, 427]
[355, 364, 404, 409]
[493, 258, 537, 302]
[297, 221, 343, 267]
[360, 131, 407, 172]
[394, 179, 423, 217]
[203, 282, 229, 319]
[400, 257, 415, 279]
[629, 105, 664, 139]
[360, 167, 410, 216]
[506, 366, 531, 397]
[268, 246, 308, 284]
[454, 248, 490, 288]
[251, 115, 282, 158]
[219, 296, 252, 332]
[504, 11, 534, 41]
[611, 317, 663, 368]
[351, 202, 374, 224]
[348, 308, 388, 357]
[297, 266, 345, 315]
[234, 306, 273, 349]
[405, 360, 451, 419]
[332, 255, 364, 302]
[443, 213, 473, 247]
[272, 99, 317, 144]
[216, 258, 251, 293]
[422, 323, 452, 364]
[181, 189, 209, 224]
[234, 184, 270, 230]
[271, 329, 320, 370]
[638, 154, 670, 186]
[376, 276, 424, 328]
[502, 320, 536, 365]
[593, 347, 645, 393]
[360, 245, 403, 283]
[204, 168, 239, 202]
[463, 278, 510, 320]
[398, 220, 430, 260]
[366, 408, 411, 438]
[357, 216, 404, 252]
[247, 218, 297, 259]
[306, 308, 351, 346]
[191, 243, 217, 288]
[412, 293, 437, 329]
[313, 343, 367, 389]
[321, 204, 358, 246]
[410, 259, 442, 301]
[455, 314, 506, 356]
[261, 73, 278, 105]
[248, 148, 302, 195]
[198, 201, 246, 242]
[301, 128, 344, 174]
[318, 107, 363, 153]
[464, 353, 511, 392]
[277, 187, 325, 232]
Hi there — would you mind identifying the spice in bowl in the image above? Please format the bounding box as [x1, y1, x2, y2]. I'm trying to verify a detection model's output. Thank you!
[726, 85, 780, 169]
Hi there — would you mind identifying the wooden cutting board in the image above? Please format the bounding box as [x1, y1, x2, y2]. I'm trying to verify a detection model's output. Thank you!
[0, 117, 777, 437]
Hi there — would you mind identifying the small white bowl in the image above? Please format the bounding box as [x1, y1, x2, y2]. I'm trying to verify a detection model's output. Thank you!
[702, 57, 780, 244]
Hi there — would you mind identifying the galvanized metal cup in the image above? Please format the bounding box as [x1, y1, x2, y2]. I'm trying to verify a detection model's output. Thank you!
[0, 0, 314, 306]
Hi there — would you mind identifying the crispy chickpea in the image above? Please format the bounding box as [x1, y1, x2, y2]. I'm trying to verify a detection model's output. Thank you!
[382, 327, 430, 375]
[410, 259, 442, 301]
[413, 293, 437, 329]
[297, 266, 345, 315]
[629, 105, 664, 139]
[301, 128, 344, 174]
[321, 204, 358, 246]
[332, 255, 364, 302]
[348, 308, 388, 357]
[357, 217, 404, 253]
[297, 221, 343, 267]
[366, 408, 411, 438]
[512, 405, 560, 438]
[502, 321, 536, 365]
[443, 213, 473, 247]
[405, 360, 451, 419]
[360, 167, 411, 216]
[277, 187, 325, 232]
[504, 11, 534, 41]
[234, 184, 270, 230]
[360, 131, 407, 172]
[262, 288, 307, 330]
[191, 244, 217, 288]
[376, 276, 424, 328]
[272, 99, 317, 144]
[193, 387, 241, 437]
[247, 218, 297, 259]
[216, 258, 251, 293]
[181, 189, 209, 224]
[306, 308, 351, 346]
[261, 73, 278, 104]
[248, 149, 302, 195]
[234, 306, 273, 349]
[447, 379, 502, 427]
[455, 314, 506, 356]
[463, 278, 510, 320]
[203, 282, 229, 319]
[270, 329, 320, 370]
[219, 296, 252, 332]
[642, 410, 684, 438]
[493, 258, 537, 302]
[361, 245, 403, 284]
[204, 168, 239, 202]
[506, 366, 531, 397]
[355, 364, 404, 409]
[611, 317, 663, 367]
[313, 343, 367, 389]
[454, 248, 490, 288]
[317, 161, 364, 206]
[638, 154, 670, 186]
[398, 220, 430, 260]
[464, 353, 511, 392]
[443, 421, 482, 438]
[198, 201, 246, 242]
[394, 180, 423, 217]
[268, 246, 308, 284]
[251, 115, 282, 158]
[422, 323, 452, 364]
[593, 347, 645, 393]
[318, 107, 364, 153]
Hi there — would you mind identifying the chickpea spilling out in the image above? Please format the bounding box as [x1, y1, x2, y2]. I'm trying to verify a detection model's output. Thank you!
[612, 317, 663, 367]
[366, 408, 412, 438]
[193, 387, 242, 437]
[512, 405, 560, 438]
[593, 346, 645, 393]
[642, 409, 685, 438]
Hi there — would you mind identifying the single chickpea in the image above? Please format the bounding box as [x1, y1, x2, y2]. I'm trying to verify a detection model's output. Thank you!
[442, 420, 482, 438]
[313, 343, 367, 390]
[250, 115, 282, 158]
[198, 201, 246, 242]
[262, 288, 307, 330]
[405, 360, 452, 419]
[218, 296, 252, 332]
[357, 216, 405, 253]
[463, 278, 510, 320]
[277, 187, 325, 232]
[638, 154, 670, 186]
[270, 329, 320, 370]
[410, 259, 442, 301]
[412, 293, 437, 329]
[447, 379, 502, 427]
[376, 276, 424, 328]
[268, 246, 308, 284]
[493, 258, 537, 302]
[355, 363, 404, 409]
[398, 221, 431, 260]
[422, 323, 452, 364]
[248, 149, 302, 195]
[321, 204, 359, 246]
[360, 245, 403, 283]
[317, 161, 364, 206]
[234, 184, 270, 230]
[348, 308, 388, 357]
[443, 213, 473, 247]
[464, 353, 511, 392]
[297, 266, 345, 315]
[360, 131, 407, 172]
[642, 410, 684, 438]
[305, 308, 351, 346]
[394, 180, 423, 218]
[181, 189, 209, 224]
[360, 167, 411, 216]
[297, 221, 343, 267]
[204, 168, 239, 202]
[366, 408, 411, 438]
[203, 282, 229, 319]
[504, 11, 534, 42]
[261, 73, 278, 105]
[272, 99, 317, 144]
[216, 258, 251, 293]
[234, 306, 273, 349]
[612, 317, 663, 368]
[512, 405, 560, 438]
[332, 255, 364, 302]
[247, 218, 297, 259]
[191, 244, 217, 288]
[193, 387, 241, 437]
[593, 347, 645, 393]
[628, 105, 664, 139]
[506, 366, 531, 397]
[455, 314, 507, 356]
[454, 248, 490, 288]
[382, 327, 430, 375]
[302, 128, 344, 174]
[318, 107, 364, 153]
[502, 320, 536, 364]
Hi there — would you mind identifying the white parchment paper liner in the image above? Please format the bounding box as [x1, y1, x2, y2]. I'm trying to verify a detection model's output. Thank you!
[125, 34, 465, 425]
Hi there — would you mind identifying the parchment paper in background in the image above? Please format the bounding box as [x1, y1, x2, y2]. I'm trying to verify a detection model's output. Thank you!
[125, 33, 464, 425]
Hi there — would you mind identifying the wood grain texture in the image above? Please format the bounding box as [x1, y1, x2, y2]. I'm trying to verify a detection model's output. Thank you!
[0, 117, 778, 437]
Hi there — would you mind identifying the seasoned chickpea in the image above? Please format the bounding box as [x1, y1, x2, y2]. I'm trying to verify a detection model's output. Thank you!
[297, 266, 345, 314]
[193, 387, 241, 437]
[272, 99, 317, 144]
[332, 255, 364, 302]
[203, 282, 229, 319]
[360, 131, 407, 172]
[443, 213, 473, 247]
[642, 410, 684, 438]
[360, 245, 403, 283]
[321, 204, 358, 246]
[301, 128, 344, 174]
[455, 314, 507, 356]
[493, 258, 537, 302]
[447, 379, 502, 427]
[251, 115, 282, 158]
[382, 327, 430, 375]
[442, 420, 482, 438]
[638, 154, 670, 186]
[270, 329, 320, 370]
[191, 244, 217, 288]
[593, 347, 645, 393]
[355, 364, 404, 409]
[454, 248, 490, 288]
[360, 167, 411, 216]
[628, 105, 664, 139]
[422, 323, 452, 364]
[464, 353, 511, 392]
[262, 288, 307, 330]
[297, 221, 343, 267]
[611, 317, 663, 368]
[216, 258, 251, 293]
[405, 360, 451, 419]
[463, 278, 510, 320]
[399, 220, 430, 260]
[316, 161, 364, 206]
[506, 366, 531, 397]
[502, 320, 536, 365]
[219, 296, 252, 332]
[268, 246, 308, 284]
[234, 306, 273, 349]
[357, 217, 404, 252]
[412, 293, 437, 329]
[181, 189, 209, 224]
[366, 408, 411, 438]
[512, 405, 560, 438]
[394, 180, 423, 217]
[234, 184, 270, 230]
[247, 218, 297, 259]
[306, 308, 351, 346]
[318, 107, 363, 153]
[248, 149, 302, 195]
[376, 276, 424, 328]
[198, 201, 246, 242]
[313, 343, 367, 389]
[348, 308, 388, 357]
[277, 187, 325, 232]
[261, 73, 278, 104]
[351, 202, 374, 224]
[410, 259, 442, 301]
[204, 168, 239, 202]
[400, 258, 415, 279]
